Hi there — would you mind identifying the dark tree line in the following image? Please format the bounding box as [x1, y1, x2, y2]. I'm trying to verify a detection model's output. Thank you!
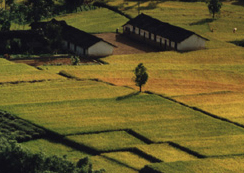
[0, 137, 105, 173]
[0, 0, 94, 31]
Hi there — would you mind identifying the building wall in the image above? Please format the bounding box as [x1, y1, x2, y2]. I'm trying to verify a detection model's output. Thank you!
[123, 24, 206, 51]
[76, 46, 84, 55]
[88, 41, 114, 56]
[123, 24, 133, 32]
[70, 43, 75, 52]
[62, 40, 68, 49]
[177, 34, 206, 51]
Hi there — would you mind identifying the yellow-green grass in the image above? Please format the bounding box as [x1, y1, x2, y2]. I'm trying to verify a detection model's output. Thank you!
[148, 156, 244, 173]
[137, 143, 197, 162]
[21, 139, 138, 172]
[21, 139, 90, 162]
[91, 155, 138, 173]
[174, 91, 244, 125]
[67, 131, 145, 151]
[43, 47, 244, 96]
[53, 8, 129, 33]
[102, 151, 151, 170]
[0, 80, 134, 106]
[1, 81, 244, 158]
[41, 47, 244, 127]
[175, 134, 244, 157]
[107, 1, 244, 48]
[0, 58, 61, 83]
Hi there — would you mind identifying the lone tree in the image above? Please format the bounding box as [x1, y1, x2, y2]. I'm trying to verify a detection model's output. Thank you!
[207, 0, 222, 19]
[134, 63, 148, 92]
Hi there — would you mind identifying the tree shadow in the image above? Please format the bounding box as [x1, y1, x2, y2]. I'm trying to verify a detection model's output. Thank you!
[116, 91, 140, 101]
[229, 40, 244, 47]
[189, 18, 214, 26]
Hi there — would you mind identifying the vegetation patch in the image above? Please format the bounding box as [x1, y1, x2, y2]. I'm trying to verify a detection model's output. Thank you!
[137, 143, 197, 162]
[174, 135, 244, 157]
[102, 151, 151, 170]
[0, 58, 61, 83]
[67, 131, 145, 151]
[141, 156, 244, 173]
[0, 111, 45, 142]
[21, 139, 90, 162]
[54, 8, 129, 33]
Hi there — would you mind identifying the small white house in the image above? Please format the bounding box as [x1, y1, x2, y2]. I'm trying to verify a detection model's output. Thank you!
[31, 19, 115, 57]
[123, 13, 208, 51]
[61, 24, 115, 57]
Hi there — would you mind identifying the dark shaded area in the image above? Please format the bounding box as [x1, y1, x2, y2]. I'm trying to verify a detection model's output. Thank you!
[189, 18, 214, 26]
[115, 34, 160, 53]
[229, 40, 244, 47]
[231, 0, 244, 6]
[116, 91, 140, 101]
[0, 111, 46, 142]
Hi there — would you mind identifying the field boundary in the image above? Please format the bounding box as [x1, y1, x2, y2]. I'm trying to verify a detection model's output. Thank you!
[67, 128, 154, 144]
[145, 91, 244, 129]
[0, 79, 54, 86]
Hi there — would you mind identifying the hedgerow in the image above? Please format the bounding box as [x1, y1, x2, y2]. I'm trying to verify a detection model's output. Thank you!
[0, 111, 46, 142]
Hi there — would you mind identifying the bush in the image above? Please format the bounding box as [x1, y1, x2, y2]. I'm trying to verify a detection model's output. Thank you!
[0, 137, 105, 173]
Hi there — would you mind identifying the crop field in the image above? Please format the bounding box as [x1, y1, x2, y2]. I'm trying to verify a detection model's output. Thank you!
[43, 46, 244, 126]
[1, 79, 244, 171]
[54, 8, 129, 33]
[1, 1, 244, 172]
[0, 58, 61, 83]
[21, 139, 90, 162]
[146, 156, 244, 173]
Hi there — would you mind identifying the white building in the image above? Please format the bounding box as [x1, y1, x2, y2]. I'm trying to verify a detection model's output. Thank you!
[123, 13, 208, 51]
[31, 19, 115, 57]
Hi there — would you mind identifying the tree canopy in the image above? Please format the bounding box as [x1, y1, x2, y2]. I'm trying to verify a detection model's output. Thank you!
[207, 0, 222, 18]
[134, 63, 149, 92]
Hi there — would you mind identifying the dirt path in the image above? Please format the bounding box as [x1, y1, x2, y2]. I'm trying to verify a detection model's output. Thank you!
[94, 33, 159, 55]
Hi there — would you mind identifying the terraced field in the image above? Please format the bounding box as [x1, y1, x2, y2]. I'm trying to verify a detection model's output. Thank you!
[1, 1, 244, 172]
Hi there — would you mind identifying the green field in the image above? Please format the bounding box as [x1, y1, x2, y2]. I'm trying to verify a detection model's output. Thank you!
[52, 8, 128, 33]
[0, 58, 61, 83]
[1, 1, 244, 172]
[145, 156, 244, 173]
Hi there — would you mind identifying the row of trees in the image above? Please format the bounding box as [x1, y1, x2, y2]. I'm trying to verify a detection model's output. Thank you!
[0, 137, 105, 173]
[0, 0, 95, 31]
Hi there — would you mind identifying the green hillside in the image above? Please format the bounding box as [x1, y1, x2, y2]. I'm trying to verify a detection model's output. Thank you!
[1, 1, 244, 173]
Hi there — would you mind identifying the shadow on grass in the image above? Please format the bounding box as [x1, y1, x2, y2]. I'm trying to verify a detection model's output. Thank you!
[189, 18, 214, 26]
[116, 91, 140, 101]
[229, 40, 244, 47]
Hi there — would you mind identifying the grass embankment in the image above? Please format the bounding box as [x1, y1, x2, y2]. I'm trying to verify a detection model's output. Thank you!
[43, 46, 244, 125]
[2, 1, 244, 172]
[52, 8, 128, 33]
[1, 80, 244, 157]
[0, 58, 61, 83]
[145, 156, 244, 173]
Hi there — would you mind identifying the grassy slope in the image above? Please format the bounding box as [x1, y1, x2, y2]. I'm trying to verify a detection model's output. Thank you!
[1, 1, 244, 172]
[1, 80, 244, 158]
[148, 156, 244, 173]
[53, 8, 128, 33]
[0, 58, 61, 83]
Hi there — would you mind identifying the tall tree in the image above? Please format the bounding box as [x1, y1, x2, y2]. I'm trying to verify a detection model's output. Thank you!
[27, 0, 54, 22]
[207, 0, 222, 18]
[134, 63, 148, 92]
[65, 0, 84, 12]
[0, 8, 11, 31]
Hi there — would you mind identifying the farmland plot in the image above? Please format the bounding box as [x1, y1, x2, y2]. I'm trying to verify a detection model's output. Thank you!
[1, 80, 244, 159]
[0, 58, 61, 83]
[42, 47, 244, 126]
[145, 156, 244, 173]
